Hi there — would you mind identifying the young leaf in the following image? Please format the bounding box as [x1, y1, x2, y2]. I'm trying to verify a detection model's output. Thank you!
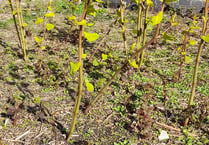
[48, 6, 52, 11]
[85, 80, 94, 92]
[23, 23, 27, 27]
[188, 40, 197, 45]
[151, 11, 163, 25]
[162, 0, 177, 3]
[82, 53, 87, 59]
[146, 0, 153, 6]
[128, 60, 138, 68]
[75, 20, 87, 25]
[45, 12, 55, 17]
[84, 32, 99, 42]
[35, 17, 44, 25]
[95, 0, 104, 3]
[46, 23, 54, 31]
[70, 62, 80, 75]
[68, 16, 76, 20]
[34, 36, 43, 43]
[12, 11, 17, 15]
[93, 59, 99, 66]
[87, 5, 98, 17]
[185, 56, 192, 63]
[162, 32, 176, 41]
[102, 53, 108, 61]
[201, 34, 209, 43]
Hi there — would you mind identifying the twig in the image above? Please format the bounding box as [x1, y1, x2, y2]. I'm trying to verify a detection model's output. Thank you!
[15, 130, 30, 141]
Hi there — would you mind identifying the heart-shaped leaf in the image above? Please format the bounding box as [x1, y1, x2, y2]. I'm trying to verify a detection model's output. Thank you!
[70, 62, 80, 75]
[151, 11, 163, 25]
[85, 80, 94, 92]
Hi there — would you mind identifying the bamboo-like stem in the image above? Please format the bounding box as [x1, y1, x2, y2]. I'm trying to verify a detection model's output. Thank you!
[139, 4, 150, 68]
[120, 0, 127, 55]
[136, 0, 143, 62]
[8, 0, 22, 49]
[84, 1, 166, 114]
[67, 0, 91, 142]
[184, 0, 208, 126]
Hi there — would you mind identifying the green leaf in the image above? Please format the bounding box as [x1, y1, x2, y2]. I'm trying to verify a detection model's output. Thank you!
[185, 56, 192, 63]
[162, 32, 176, 41]
[34, 96, 40, 104]
[102, 53, 108, 61]
[48, 6, 52, 11]
[85, 80, 94, 92]
[68, 16, 76, 20]
[87, 5, 98, 17]
[84, 32, 99, 42]
[34, 36, 43, 43]
[82, 53, 87, 59]
[151, 11, 163, 25]
[188, 40, 197, 45]
[35, 17, 44, 25]
[95, 0, 104, 3]
[23, 23, 27, 27]
[93, 59, 99, 66]
[201, 34, 209, 43]
[46, 23, 54, 31]
[70, 62, 80, 75]
[45, 12, 55, 17]
[12, 11, 17, 15]
[146, 0, 153, 6]
[129, 43, 136, 54]
[75, 19, 87, 25]
[109, 52, 113, 58]
[128, 60, 138, 68]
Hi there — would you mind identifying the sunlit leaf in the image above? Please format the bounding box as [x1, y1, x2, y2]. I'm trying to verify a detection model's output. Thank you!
[146, 0, 153, 6]
[95, 0, 104, 3]
[181, 52, 186, 55]
[34, 36, 43, 43]
[128, 60, 138, 68]
[23, 23, 27, 27]
[76, 19, 87, 25]
[188, 40, 197, 45]
[41, 46, 46, 50]
[85, 80, 94, 92]
[151, 11, 163, 25]
[68, 16, 76, 20]
[185, 56, 192, 63]
[48, 6, 52, 11]
[129, 43, 136, 54]
[87, 23, 94, 26]
[102, 53, 108, 61]
[161, 0, 177, 3]
[201, 34, 209, 43]
[109, 52, 113, 58]
[177, 47, 181, 51]
[35, 17, 44, 25]
[87, 5, 97, 17]
[93, 59, 99, 66]
[12, 11, 17, 15]
[46, 23, 54, 31]
[45, 12, 55, 17]
[82, 53, 87, 59]
[8, 0, 11, 4]
[84, 32, 99, 42]
[70, 62, 80, 75]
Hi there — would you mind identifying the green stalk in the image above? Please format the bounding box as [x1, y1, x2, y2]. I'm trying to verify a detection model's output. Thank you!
[16, 0, 27, 61]
[8, 0, 22, 49]
[136, 0, 143, 62]
[67, 0, 91, 142]
[184, 0, 208, 126]
[120, 0, 127, 55]
[84, 1, 166, 114]
[139, 4, 150, 68]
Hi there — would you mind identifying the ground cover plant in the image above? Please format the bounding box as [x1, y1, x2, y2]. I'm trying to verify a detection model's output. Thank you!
[0, 0, 208, 144]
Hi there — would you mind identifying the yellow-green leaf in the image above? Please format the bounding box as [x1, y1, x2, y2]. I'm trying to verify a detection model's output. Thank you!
[70, 62, 80, 75]
[109, 52, 113, 58]
[188, 40, 197, 45]
[84, 32, 99, 42]
[146, 0, 153, 6]
[46, 23, 54, 31]
[151, 11, 163, 25]
[12, 11, 17, 15]
[76, 19, 87, 25]
[23, 23, 27, 27]
[87, 23, 94, 27]
[162, 32, 176, 41]
[48, 6, 52, 11]
[177, 47, 181, 51]
[181, 52, 186, 55]
[45, 12, 55, 17]
[41, 46, 46, 50]
[185, 56, 192, 63]
[35, 17, 44, 25]
[82, 53, 87, 59]
[128, 60, 138, 68]
[201, 34, 209, 43]
[68, 16, 76, 20]
[161, 0, 177, 3]
[85, 80, 94, 92]
[8, 0, 11, 4]
[34, 36, 43, 43]
[93, 59, 99, 66]
[102, 53, 107, 61]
